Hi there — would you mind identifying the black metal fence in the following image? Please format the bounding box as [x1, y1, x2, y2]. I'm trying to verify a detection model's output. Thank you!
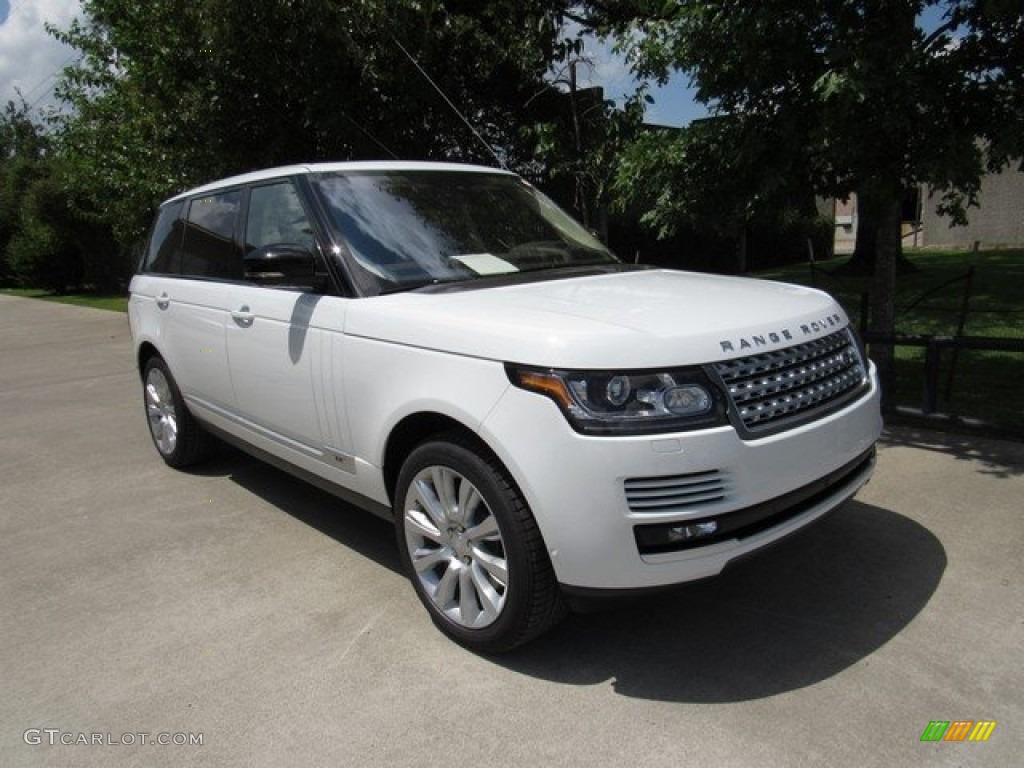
[862, 331, 1024, 414]
[807, 258, 1024, 436]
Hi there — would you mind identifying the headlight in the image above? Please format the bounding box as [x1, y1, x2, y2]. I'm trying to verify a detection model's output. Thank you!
[506, 364, 726, 435]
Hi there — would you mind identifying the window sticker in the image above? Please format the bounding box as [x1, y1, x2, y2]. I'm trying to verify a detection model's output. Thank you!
[449, 253, 519, 275]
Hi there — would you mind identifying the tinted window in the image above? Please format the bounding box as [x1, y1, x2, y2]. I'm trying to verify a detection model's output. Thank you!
[245, 181, 315, 253]
[180, 190, 242, 279]
[142, 201, 184, 274]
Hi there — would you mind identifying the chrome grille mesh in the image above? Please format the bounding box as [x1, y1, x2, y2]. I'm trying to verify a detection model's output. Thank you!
[624, 470, 728, 514]
[713, 328, 867, 431]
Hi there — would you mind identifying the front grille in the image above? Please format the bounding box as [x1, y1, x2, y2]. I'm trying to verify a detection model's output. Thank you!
[624, 470, 728, 514]
[713, 328, 868, 432]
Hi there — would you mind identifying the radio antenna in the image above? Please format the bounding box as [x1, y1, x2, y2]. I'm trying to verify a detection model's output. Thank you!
[391, 36, 507, 170]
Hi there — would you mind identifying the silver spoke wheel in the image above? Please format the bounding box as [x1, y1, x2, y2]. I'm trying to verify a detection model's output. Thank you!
[403, 466, 508, 629]
[145, 367, 178, 456]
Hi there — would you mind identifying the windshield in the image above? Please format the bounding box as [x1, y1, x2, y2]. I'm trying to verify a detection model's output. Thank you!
[311, 171, 619, 293]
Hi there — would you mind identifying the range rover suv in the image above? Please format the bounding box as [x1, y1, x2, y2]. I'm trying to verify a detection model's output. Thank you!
[129, 161, 882, 651]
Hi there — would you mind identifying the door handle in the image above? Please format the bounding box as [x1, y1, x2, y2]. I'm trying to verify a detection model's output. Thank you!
[156, 292, 170, 310]
[231, 306, 254, 327]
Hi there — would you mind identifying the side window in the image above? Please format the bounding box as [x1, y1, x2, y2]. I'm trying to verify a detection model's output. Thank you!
[141, 201, 184, 274]
[245, 181, 316, 254]
[180, 189, 242, 279]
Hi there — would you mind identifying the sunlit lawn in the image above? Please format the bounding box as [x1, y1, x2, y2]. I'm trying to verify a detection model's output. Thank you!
[0, 288, 128, 313]
[754, 248, 1024, 432]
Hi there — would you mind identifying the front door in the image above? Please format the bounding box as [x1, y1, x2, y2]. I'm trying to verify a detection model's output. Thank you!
[224, 180, 346, 459]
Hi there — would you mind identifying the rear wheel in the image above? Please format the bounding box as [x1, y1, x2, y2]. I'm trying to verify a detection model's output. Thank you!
[394, 434, 566, 652]
[142, 355, 214, 468]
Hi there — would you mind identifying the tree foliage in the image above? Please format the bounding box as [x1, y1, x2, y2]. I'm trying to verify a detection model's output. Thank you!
[49, 0, 575, 245]
[0, 100, 84, 291]
[0, 102, 123, 292]
[584, 0, 1023, 383]
[530, 48, 647, 234]
[591, 1, 1021, 216]
[0, 99, 48, 283]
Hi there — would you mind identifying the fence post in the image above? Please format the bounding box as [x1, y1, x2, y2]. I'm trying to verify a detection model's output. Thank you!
[924, 339, 942, 415]
[945, 263, 976, 401]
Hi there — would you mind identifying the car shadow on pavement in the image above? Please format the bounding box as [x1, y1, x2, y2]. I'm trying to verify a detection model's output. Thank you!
[190, 445, 403, 575]
[881, 425, 1024, 479]
[498, 501, 946, 703]
[183, 445, 947, 704]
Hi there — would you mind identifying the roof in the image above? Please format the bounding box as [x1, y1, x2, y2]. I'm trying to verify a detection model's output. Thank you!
[164, 160, 514, 204]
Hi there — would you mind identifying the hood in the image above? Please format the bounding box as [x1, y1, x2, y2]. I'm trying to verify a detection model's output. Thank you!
[344, 269, 849, 369]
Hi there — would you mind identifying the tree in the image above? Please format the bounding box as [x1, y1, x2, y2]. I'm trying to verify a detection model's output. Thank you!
[2, 96, 125, 292]
[585, 0, 1024, 389]
[0, 98, 49, 284]
[530, 49, 647, 236]
[49, 0, 575, 248]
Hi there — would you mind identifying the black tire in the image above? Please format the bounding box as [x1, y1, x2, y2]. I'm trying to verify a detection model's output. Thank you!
[141, 355, 215, 468]
[394, 433, 566, 653]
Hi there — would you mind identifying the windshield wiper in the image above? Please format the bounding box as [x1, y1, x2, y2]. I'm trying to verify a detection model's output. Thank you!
[378, 276, 474, 295]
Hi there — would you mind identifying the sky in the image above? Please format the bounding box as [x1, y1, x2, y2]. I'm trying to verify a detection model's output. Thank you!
[564, 33, 708, 127]
[0, 0, 81, 113]
[1, 2, 948, 127]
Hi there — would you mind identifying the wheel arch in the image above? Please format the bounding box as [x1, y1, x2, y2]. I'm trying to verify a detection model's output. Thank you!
[136, 341, 161, 379]
[382, 412, 504, 505]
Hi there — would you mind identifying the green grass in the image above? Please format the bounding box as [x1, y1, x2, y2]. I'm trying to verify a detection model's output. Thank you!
[753, 248, 1024, 433]
[0, 288, 128, 313]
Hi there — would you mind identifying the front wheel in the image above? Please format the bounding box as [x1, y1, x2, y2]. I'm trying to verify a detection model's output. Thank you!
[394, 434, 565, 652]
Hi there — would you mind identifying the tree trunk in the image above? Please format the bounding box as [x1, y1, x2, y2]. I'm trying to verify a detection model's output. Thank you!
[836, 184, 917, 276]
[869, 190, 903, 408]
[735, 222, 747, 274]
[851, 205, 877, 269]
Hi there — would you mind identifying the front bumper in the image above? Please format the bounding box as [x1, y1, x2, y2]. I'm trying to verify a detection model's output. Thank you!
[479, 365, 882, 591]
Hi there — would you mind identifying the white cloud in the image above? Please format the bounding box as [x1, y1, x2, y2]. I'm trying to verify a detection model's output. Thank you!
[0, 0, 82, 114]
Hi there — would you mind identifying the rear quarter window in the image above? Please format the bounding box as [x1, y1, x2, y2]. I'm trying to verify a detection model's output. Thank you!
[141, 201, 185, 274]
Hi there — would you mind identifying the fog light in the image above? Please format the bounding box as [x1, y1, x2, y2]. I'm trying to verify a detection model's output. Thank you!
[635, 518, 720, 554]
[667, 521, 718, 542]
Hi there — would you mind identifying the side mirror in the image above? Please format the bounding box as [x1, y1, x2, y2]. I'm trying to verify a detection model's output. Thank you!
[243, 244, 327, 291]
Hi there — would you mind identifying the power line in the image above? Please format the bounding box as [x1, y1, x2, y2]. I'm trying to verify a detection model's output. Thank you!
[390, 36, 506, 170]
[6, 52, 80, 112]
[5, 0, 32, 21]
[4, 0, 46, 28]
[21, 51, 78, 100]
[0, 0, 76, 109]
[338, 110, 400, 159]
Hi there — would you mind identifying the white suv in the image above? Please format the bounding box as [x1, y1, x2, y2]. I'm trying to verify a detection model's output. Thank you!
[129, 161, 881, 651]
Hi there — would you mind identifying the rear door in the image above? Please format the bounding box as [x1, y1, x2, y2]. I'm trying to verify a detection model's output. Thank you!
[133, 190, 242, 411]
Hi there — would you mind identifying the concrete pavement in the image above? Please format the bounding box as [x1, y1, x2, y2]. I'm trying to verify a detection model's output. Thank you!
[0, 293, 1021, 767]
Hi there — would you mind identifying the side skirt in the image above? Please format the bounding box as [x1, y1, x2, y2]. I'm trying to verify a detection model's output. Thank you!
[202, 421, 394, 522]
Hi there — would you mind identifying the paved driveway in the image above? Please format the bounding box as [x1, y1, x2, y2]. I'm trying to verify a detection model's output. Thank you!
[1, 294, 1021, 767]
